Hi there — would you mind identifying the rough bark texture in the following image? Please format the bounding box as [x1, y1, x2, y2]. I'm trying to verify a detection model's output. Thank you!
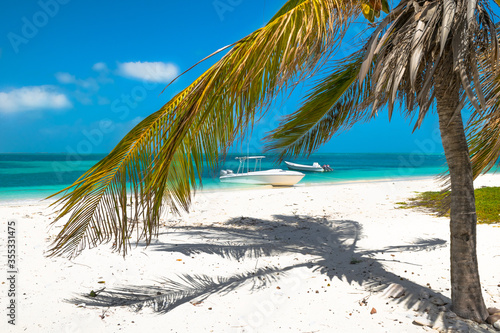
[435, 59, 489, 322]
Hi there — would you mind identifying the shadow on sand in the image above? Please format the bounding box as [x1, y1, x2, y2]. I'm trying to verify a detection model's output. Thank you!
[66, 214, 474, 330]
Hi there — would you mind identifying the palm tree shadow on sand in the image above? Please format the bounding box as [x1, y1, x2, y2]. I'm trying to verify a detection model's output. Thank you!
[66, 214, 468, 329]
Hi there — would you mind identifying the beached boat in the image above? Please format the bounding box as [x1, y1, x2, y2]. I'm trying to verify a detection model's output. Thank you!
[285, 161, 325, 172]
[220, 156, 305, 186]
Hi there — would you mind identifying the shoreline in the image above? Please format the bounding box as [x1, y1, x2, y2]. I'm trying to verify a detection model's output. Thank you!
[198, 174, 440, 192]
[0, 174, 443, 204]
[1, 174, 499, 332]
[0, 151, 453, 204]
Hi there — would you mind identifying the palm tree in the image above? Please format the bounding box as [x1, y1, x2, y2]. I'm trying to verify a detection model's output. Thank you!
[48, 0, 499, 323]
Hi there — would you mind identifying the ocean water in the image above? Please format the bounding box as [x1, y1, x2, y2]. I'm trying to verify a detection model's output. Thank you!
[0, 152, 450, 202]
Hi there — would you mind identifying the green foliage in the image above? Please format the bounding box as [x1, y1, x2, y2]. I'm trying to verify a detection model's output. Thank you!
[474, 186, 500, 223]
[398, 187, 500, 224]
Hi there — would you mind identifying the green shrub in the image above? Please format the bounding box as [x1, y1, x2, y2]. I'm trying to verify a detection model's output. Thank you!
[397, 187, 500, 224]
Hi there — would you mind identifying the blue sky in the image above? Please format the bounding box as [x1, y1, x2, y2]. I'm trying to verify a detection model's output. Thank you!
[0, 0, 445, 154]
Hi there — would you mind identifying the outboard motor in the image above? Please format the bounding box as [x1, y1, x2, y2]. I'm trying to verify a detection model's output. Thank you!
[322, 164, 333, 172]
[220, 169, 228, 176]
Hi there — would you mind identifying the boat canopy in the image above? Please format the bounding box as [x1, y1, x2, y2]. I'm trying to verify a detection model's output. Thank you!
[234, 156, 265, 173]
[235, 156, 266, 160]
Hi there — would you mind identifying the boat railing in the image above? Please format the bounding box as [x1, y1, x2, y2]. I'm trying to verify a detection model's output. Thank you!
[235, 156, 265, 174]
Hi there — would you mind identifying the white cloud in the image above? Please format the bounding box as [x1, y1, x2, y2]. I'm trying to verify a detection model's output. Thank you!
[55, 72, 76, 84]
[117, 61, 179, 83]
[55, 72, 99, 91]
[0, 86, 72, 113]
[73, 91, 93, 105]
[92, 62, 108, 72]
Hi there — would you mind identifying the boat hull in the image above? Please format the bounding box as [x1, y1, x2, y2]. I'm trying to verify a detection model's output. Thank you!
[219, 169, 305, 186]
[284, 161, 324, 172]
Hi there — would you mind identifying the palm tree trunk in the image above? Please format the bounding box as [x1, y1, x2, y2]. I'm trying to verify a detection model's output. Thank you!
[435, 73, 488, 322]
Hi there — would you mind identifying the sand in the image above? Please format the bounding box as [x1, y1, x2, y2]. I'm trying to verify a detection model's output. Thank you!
[1, 175, 499, 333]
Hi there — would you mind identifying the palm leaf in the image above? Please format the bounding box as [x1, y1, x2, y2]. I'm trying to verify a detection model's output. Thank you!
[469, 115, 500, 177]
[264, 50, 372, 160]
[468, 49, 500, 177]
[47, 0, 360, 257]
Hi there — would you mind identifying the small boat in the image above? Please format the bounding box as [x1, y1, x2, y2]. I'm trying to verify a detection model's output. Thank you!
[220, 156, 305, 186]
[285, 161, 325, 172]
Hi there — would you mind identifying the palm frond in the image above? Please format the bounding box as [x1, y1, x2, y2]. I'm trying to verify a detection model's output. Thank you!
[469, 115, 500, 177]
[264, 50, 371, 160]
[361, 0, 498, 128]
[47, 0, 360, 257]
[468, 47, 500, 177]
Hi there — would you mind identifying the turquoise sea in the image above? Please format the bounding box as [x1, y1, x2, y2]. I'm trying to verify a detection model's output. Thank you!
[0, 152, 451, 202]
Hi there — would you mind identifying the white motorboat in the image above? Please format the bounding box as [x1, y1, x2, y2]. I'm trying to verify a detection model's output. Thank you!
[220, 156, 305, 186]
[285, 161, 325, 172]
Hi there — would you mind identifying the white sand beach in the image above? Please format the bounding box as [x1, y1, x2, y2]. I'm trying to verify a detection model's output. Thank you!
[1, 175, 500, 333]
